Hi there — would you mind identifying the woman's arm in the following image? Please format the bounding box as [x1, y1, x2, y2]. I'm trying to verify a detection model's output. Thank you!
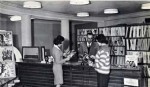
[89, 50, 110, 68]
[53, 49, 70, 64]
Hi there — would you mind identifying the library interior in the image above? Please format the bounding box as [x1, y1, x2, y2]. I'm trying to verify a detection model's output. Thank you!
[0, 0, 150, 87]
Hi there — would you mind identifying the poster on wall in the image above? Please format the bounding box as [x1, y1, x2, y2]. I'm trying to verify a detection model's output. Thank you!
[0, 31, 13, 46]
[0, 61, 16, 78]
[0, 30, 15, 78]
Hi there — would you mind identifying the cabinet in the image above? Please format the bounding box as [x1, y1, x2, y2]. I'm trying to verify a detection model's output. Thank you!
[17, 62, 142, 87]
[17, 63, 97, 87]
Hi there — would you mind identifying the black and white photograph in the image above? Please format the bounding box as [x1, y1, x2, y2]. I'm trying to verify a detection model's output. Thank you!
[1, 0, 150, 87]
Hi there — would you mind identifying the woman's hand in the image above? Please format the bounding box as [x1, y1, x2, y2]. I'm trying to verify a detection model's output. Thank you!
[65, 55, 71, 61]
[90, 55, 95, 59]
[63, 53, 67, 57]
[88, 60, 93, 66]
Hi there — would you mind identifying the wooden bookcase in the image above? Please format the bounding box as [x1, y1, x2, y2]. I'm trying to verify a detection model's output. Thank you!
[125, 24, 150, 87]
[76, 26, 126, 68]
[75, 24, 148, 87]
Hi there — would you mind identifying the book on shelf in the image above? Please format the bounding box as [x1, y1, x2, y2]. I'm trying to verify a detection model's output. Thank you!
[110, 47, 125, 55]
[143, 65, 150, 77]
[125, 55, 138, 67]
[110, 56, 125, 66]
[84, 29, 98, 35]
[126, 39, 150, 51]
[111, 37, 125, 46]
[110, 27, 125, 36]
[91, 29, 98, 34]
[126, 25, 150, 38]
[99, 28, 111, 36]
[127, 51, 150, 64]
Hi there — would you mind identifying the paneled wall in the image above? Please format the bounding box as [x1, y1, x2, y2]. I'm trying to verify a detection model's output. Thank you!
[33, 19, 61, 56]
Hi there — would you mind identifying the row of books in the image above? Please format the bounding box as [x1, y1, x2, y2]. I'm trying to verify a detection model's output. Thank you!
[99, 27, 125, 36]
[126, 25, 150, 38]
[126, 39, 150, 51]
[77, 36, 87, 41]
[110, 47, 125, 55]
[107, 37, 125, 46]
[77, 36, 97, 42]
[143, 65, 150, 77]
[77, 36, 125, 46]
[77, 25, 150, 37]
[110, 56, 125, 66]
[77, 29, 98, 35]
[127, 51, 150, 64]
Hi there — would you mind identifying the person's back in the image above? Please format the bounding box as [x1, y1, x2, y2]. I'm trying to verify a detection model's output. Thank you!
[94, 45, 110, 74]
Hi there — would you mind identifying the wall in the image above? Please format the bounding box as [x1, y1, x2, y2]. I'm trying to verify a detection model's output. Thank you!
[0, 16, 22, 51]
[33, 19, 61, 56]
[0, 16, 61, 56]
[7, 21, 22, 51]
[98, 12, 150, 27]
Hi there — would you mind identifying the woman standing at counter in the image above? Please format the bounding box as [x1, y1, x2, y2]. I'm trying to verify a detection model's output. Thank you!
[89, 34, 110, 87]
[52, 35, 71, 87]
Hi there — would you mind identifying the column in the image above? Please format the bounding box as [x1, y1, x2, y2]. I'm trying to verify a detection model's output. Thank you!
[61, 19, 70, 52]
[61, 19, 69, 40]
[21, 15, 32, 46]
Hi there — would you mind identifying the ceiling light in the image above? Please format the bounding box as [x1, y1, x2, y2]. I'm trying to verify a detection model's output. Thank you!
[104, 9, 118, 14]
[70, 0, 89, 5]
[23, 1, 41, 8]
[10, 16, 21, 21]
[141, 3, 150, 9]
[77, 12, 89, 17]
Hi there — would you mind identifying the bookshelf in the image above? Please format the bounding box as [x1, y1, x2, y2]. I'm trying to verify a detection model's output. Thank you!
[125, 24, 150, 87]
[75, 24, 144, 87]
[77, 28, 98, 44]
[76, 26, 126, 69]
[99, 26, 126, 68]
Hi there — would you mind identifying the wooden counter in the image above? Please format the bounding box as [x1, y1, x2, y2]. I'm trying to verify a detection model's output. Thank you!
[17, 62, 142, 87]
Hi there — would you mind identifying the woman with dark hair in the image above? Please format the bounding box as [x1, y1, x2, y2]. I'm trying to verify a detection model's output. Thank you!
[52, 35, 71, 87]
[88, 34, 110, 87]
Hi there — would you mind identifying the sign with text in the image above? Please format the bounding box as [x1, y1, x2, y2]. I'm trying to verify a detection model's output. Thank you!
[124, 78, 138, 86]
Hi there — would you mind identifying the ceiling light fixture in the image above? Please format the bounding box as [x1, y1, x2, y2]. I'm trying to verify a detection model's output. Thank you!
[104, 9, 118, 14]
[141, 3, 150, 9]
[70, 0, 89, 5]
[77, 12, 89, 17]
[23, 1, 42, 8]
[10, 16, 21, 21]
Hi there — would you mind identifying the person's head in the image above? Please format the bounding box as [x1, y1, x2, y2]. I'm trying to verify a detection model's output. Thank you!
[53, 35, 65, 47]
[87, 32, 93, 42]
[96, 34, 108, 46]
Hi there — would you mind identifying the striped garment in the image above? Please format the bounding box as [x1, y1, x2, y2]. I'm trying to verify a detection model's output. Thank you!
[93, 45, 110, 74]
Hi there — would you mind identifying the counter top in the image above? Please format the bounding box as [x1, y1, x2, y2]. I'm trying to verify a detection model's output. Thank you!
[17, 62, 141, 70]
